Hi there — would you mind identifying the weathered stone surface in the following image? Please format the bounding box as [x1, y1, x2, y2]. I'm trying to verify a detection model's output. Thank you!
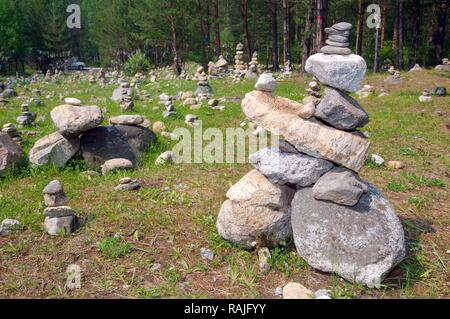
[332, 22, 352, 31]
[305, 53, 367, 92]
[29, 132, 80, 167]
[242, 91, 371, 171]
[291, 185, 406, 287]
[326, 40, 350, 47]
[64, 98, 81, 106]
[255, 73, 276, 92]
[155, 151, 175, 165]
[51, 105, 104, 137]
[316, 87, 369, 130]
[101, 158, 134, 175]
[249, 148, 334, 188]
[0, 133, 23, 175]
[312, 167, 368, 206]
[81, 125, 156, 170]
[112, 87, 133, 102]
[0, 219, 21, 236]
[435, 64, 450, 72]
[109, 115, 144, 126]
[44, 215, 78, 236]
[217, 170, 295, 249]
[283, 283, 313, 299]
[44, 206, 76, 218]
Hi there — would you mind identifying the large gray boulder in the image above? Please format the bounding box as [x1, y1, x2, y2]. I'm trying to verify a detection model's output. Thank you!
[80, 125, 156, 170]
[312, 167, 368, 206]
[0, 133, 23, 176]
[51, 104, 104, 137]
[305, 53, 367, 92]
[249, 148, 334, 188]
[291, 185, 406, 288]
[316, 87, 369, 130]
[29, 132, 80, 167]
[217, 170, 295, 249]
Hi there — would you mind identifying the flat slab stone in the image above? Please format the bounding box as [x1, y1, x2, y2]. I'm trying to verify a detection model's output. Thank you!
[326, 40, 350, 47]
[305, 53, 367, 92]
[291, 184, 406, 288]
[29, 132, 80, 168]
[0, 133, 23, 176]
[242, 91, 371, 172]
[109, 115, 144, 126]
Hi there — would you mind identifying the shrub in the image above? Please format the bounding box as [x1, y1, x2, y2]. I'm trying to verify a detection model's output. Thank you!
[125, 50, 151, 75]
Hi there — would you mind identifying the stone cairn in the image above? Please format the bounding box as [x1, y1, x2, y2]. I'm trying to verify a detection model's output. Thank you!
[43, 180, 79, 236]
[409, 64, 423, 73]
[194, 67, 212, 100]
[163, 98, 177, 118]
[208, 55, 229, 78]
[233, 43, 247, 82]
[385, 69, 403, 85]
[435, 58, 450, 72]
[2, 123, 22, 144]
[419, 89, 432, 103]
[245, 52, 259, 79]
[16, 103, 36, 127]
[217, 22, 406, 288]
[111, 81, 134, 111]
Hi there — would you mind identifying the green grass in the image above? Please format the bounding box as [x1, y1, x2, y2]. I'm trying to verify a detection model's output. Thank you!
[0, 68, 449, 299]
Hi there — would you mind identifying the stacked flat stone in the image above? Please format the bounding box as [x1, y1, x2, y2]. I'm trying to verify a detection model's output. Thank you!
[2, 123, 22, 144]
[16, 103, 36, 127]
[385, 70, 403, 85]
[208, 56, 229, 77]
[321, 22, 352, 56]
[163, 98, 177, 118]
[43, 180, 79, 236]
[245, 52, 260, 79]
[233, 43, 247, 82]
[115, 177, 141, 191]
[217, 22, 406, 288]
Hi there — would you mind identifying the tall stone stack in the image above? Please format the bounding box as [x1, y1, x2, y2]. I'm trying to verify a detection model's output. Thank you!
[195, 67, 212, 100]
[233, 43, 247, 82]
[217, 22, 406, 288]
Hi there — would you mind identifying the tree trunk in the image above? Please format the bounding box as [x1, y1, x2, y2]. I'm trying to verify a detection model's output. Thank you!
[282, 0, 291, 68]
[301, 0, 314, 72]
[356, 0, 364, 55]
[270, 0, 279, 71]
[199, 0, 208, 65]
[433, 0, 448, 64]
[381, 0, 387, 48]
[315, 0, 323, 53]
[241, 0, 252, 61]
[213, 0, 221, 57]
[168, 17, 181, 75]
[410, 0, 421, 67]
[374, 27, 380, 73]
[396, 0, 404, 69]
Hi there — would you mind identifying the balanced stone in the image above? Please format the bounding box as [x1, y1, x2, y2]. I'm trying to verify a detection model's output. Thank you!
[255, 73, 276, 93]
[291, 184, 406, 288]
[109, 115, 144, 126]
[325, 40, 350, 48]
[332, 22, 352, 31]
[328, 34, 349, 43]
[44, 215, 79, 236]
[312, 167, 368, 206]
[305, 54, 367, 92]
[249, 148, 334, 188]
[29, 132, 80, 167]
[51, 105, 104, 137]
[43, 180, 69, 207]
[320, 46, 352, 56]
[316, 87, 369, 130]
[242, 91, 371, 172]
[64, 98, 81, 106]
[44, 206, 76, 218]
[217, 170, 295, 249]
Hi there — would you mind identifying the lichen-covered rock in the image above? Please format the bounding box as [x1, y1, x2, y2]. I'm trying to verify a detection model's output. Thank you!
[29, 132, 80, 168]
[217, 170, 295, 249]
[51, 105, 103, 137]
[291, 184, 406, 288]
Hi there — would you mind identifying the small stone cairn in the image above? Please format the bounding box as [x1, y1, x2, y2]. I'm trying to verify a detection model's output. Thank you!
[321, 23, 351, 55]
[245, 52, 259, 79]
[233, 43, 247, 82]
[16, 103, 36, 127]
[435, 58, 450, 72]
[208, 55, 229, 77]
[43, 180, 79, 236]
[217, 22, 406, 288]
[419, 89, 432, 103]
[194, 67, 212, 100]
[385, 69, 403, 85]
[409, 64, 423, 72]
[163, 98, 178, 118]
[2, 123, 22, 144]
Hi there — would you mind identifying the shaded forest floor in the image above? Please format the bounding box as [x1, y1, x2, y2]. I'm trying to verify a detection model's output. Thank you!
[0, 69, 449, 299]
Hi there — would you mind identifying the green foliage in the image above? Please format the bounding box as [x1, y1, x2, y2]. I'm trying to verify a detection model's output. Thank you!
[124, 50, 152, 75]
[97, 237, 133, 259]
[387, 181, 407, 192]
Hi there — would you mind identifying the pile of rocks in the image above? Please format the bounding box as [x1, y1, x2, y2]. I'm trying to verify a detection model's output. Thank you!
[16, 103, 36, 127]
[2, 123, 22, 144]
[43, 180, 79, 236]
[419, 89, 432, 103]
[115, 177, 141, 191]
[217, 22, 406, 288]
[163, 98, 178, 118]
[385, 70, 403, 85]
[208, 55, 229, 77]
[245, 52, 259, 79]
[435, 58, 450, 72]
[431, 86, 447, 96]
[195, 68, 212, 100]
[111, 82, 134, 110]
[29, 98, 156, 171]
[409, 64, 423, 72]
[321, 22, 352, 55]
[233, 43, 247, 82]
